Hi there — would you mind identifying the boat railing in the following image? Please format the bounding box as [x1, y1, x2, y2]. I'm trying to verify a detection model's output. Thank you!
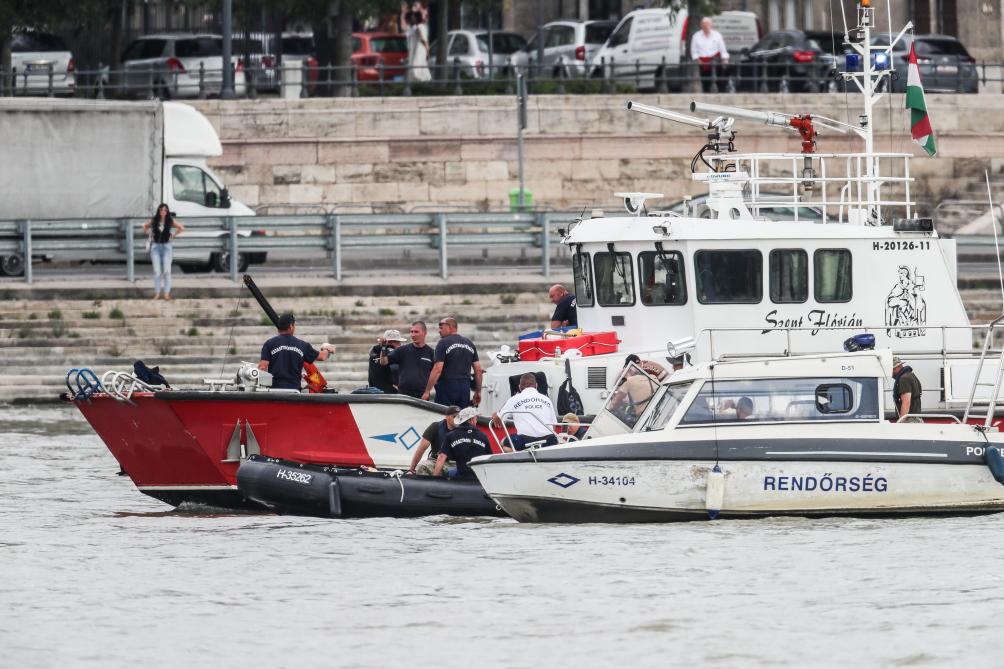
[487, 412, 580, 455]
[897, 413, 962, 424]
[100, 370, 157, 404]
[707, 152, 914, 225]
[962, 310, 1004, 427]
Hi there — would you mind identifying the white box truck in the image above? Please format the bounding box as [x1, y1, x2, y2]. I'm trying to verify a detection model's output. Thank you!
[0, 98, 264, 276]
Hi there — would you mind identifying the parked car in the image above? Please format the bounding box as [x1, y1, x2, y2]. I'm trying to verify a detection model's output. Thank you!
[590, 9, 759, 91]
[118, 33, 246, 99]
[871, 33, 977, 94]
[351, 32, 408, 81]
[513, 20, 616, 77]
[431, 30, 527, 78]
[736, 29, 836, 93]
[10, 29, 75, 96]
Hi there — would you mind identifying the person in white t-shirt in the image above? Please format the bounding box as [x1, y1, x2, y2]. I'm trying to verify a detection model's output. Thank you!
[491, 373, 558, 451]
[690, 17, 730, 93]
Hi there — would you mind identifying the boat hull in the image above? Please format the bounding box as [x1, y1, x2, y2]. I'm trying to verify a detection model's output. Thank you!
[74, 391, 494, 508]
[472, 446, 1004, 523]
[236, 456, 505, 518]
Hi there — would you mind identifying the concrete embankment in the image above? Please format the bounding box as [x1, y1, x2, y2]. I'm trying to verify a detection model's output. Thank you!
[2, 272, 561, 403]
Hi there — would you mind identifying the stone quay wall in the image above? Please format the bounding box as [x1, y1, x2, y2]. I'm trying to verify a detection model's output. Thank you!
[191, 94, 1003, 213]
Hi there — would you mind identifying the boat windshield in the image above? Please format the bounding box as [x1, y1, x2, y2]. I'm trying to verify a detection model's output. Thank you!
[599, 363, 664, 429]
[679, 377, 880, 425]
[642, 382, 693, 431]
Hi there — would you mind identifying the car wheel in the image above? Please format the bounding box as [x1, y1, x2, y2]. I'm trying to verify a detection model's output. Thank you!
[211, 251, 249, 274]
[0, 253, 24, 277]
[178, 262, 211, 274]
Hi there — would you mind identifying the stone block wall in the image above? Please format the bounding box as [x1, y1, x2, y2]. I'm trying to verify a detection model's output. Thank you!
[191, 93, 998, 214]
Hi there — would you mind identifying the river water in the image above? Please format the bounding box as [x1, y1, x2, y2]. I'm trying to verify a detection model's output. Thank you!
[4, 404, 1004, 668]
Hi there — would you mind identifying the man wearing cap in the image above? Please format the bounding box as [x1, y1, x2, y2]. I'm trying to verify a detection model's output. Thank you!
[492, 372, 559, 450]
[369, 329, 407, 393]
[380, 321, 435, 399]
[892, 356, 922, 422]
[422, 317, 483, 408]
[434, 406, 494, 479]
[258, 313, 335, 391]
[409, 405, 460, 476]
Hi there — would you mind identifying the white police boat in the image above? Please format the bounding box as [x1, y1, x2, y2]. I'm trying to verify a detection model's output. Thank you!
[470, 345, 1004, 523]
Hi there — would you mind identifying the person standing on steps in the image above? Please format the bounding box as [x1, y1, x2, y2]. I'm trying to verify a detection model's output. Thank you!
[380, 321, 435, 398]
[143, 203, 185, 301]
[422, 317, 482, 408]
[369, 328, 406, 393]
[258, 313, 335, 391]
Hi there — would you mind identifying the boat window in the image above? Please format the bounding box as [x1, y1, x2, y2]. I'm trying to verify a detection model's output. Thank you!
[638, 251, 687, 306]
[594, 252, 636, 306]
[770, 249, 808, 303]
[573, 252, 594, 307]
[814, 249, 852, 303]
[643, 382, 693, 431]
[815, 383, 853, 413]
[695, 250, 762, 304]
[679, 377, 879, 424]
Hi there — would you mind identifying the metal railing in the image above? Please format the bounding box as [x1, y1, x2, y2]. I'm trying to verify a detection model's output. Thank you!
[6, 55, 992, 99]
[0, 211, 580, 284]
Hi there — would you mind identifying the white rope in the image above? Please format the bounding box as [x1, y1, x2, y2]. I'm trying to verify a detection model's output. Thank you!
[387, 469, 406, 502]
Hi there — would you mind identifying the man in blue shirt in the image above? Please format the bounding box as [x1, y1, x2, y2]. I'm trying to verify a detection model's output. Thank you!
[548, 284, 577, 329]
[258, 313, 334, 390]
[422, 317, 482, 408]
[380, 321, 435, 398]
[434, 406, 493, 479]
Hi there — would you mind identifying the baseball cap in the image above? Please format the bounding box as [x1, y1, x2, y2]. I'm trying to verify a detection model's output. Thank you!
[892, 356, 903, 367]
[277, 313, 295, 330]
[381, 329, 407, 342]
[455, 406, 479, 423]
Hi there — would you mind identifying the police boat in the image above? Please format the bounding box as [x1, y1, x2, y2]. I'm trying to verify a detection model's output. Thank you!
[470, 343, 1004, 523]
[236, 455, 506, 519]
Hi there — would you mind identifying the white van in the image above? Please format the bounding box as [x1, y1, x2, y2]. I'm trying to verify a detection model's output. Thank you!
[590, 9, 760, 91]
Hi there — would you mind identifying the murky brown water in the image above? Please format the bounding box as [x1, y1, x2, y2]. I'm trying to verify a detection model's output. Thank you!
[3, 404, 1004, 668]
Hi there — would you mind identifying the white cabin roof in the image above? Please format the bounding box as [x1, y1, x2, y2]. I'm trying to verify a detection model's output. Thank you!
[667, 349, 894, 384]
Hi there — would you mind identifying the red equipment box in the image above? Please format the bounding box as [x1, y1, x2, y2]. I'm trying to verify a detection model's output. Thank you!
[517, 331, 620, 361]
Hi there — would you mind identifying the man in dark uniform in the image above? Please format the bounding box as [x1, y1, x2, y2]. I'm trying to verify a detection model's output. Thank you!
[548, 284, 577, 329]
[258, 313, 334, 390]
[368, 328, 406, 393]
[380, 321, 434, 399]
[434, 406, 493, 479]
[422, 317, 483, 408]
[892, 356, 922, 422]
[408, 405, 459, 475]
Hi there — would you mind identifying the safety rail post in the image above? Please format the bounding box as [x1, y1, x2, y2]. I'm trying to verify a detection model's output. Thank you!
[539, 212, 550, 277]
[228, 216, 238, 282]
[328, 213, 342, 281]
[198, 62, 206, 99]
[123, 218, 135, 283]
[21, 219, 32, 285]
[437, 212, 448, 279]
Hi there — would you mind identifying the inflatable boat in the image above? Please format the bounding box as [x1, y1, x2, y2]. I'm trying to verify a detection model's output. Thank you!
[236, 455, 506, 519]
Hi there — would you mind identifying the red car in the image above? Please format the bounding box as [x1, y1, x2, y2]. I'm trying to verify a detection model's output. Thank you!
[351, 32, 409, 81]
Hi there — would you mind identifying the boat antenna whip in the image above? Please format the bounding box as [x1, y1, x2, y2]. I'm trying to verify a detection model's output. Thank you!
[985, 171, 1004, 311]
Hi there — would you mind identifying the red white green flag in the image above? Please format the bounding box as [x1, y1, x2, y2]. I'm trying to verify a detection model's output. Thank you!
[905, 42, 936, 156]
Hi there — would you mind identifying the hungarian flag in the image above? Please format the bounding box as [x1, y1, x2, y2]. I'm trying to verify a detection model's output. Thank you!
[905, 42, 936, 156]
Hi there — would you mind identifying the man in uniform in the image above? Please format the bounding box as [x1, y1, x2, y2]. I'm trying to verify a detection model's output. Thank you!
[892, 356, 922, 422]
[492, 373, 559, 450]
[380, 321, 435, 399]
[548, 284, 577, 329]
[258, 313, 335, 390]
[434, 406, 494, 479]
[408, 405, 460, 476]
[368, 329, 406, 393]
[422, 317, 483, 408]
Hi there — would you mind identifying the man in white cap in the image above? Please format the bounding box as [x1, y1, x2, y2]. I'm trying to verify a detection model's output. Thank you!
[434, 406, 494, 479]
[892, 356, 922, 422]
[368, 328, 407, 393]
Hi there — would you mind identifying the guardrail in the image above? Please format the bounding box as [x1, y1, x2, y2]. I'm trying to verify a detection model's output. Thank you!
[0, 211, 581, 284]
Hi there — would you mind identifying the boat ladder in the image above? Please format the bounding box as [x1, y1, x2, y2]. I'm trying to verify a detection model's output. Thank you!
[962, 311, 1004, 429]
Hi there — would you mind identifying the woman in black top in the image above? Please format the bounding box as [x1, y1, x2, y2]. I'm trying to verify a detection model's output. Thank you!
[143, 203, 185, 300]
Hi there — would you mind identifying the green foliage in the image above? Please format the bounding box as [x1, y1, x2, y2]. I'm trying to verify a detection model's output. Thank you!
[461, 299, 472, 306]
[186, 327, 199, 337]
[259, 314, 273, 326]
[82, 311, 100, 319]
[354, 299, 366, 307]
[108, 307, 124, 320]
[47, 309, 62, 320]
[500, 294, 517, 305]
[378, 307, 396, 316]
[27, 313, 37, 320]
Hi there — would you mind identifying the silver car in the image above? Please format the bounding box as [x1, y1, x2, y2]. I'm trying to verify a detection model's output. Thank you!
[11, 30, 75, 96]
[119, 33, 246, 99]
[430, 30, 527, 78]
[514, 20, 616, 78]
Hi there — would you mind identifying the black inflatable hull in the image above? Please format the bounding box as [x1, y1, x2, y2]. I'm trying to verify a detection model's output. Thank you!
[236, 456, 505, 519]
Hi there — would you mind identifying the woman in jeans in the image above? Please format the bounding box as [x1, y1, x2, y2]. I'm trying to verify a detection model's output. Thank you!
[143, 203, 185, 300]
